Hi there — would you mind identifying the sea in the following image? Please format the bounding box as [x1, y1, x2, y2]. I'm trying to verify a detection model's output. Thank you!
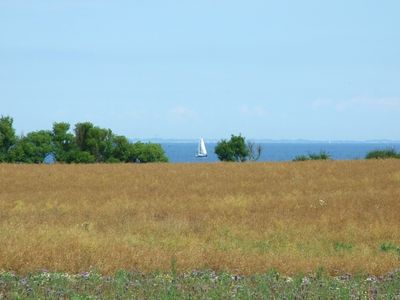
[159, 142, 400, 163]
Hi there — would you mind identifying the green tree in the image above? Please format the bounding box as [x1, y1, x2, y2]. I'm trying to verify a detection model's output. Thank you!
[130, 142, 168, 163]
[74, 122, 113, 162]
[52, 122, 75, 162]
[2, 117, 170, 164]
[0, 116, 17, 162]
[215, 134, 250, 162]
[74, 122, 94, 152]
[86, 127, 113, 162]
[214, 139, 235, 161]
[67, 151, 96, 163]
[9, 130, 53, 163]
[111, 135, 132, 162]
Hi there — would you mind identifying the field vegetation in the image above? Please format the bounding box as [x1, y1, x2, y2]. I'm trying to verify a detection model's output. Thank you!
[366, 148, 400, 159]
[1, 160, 400, 276]
[2, 269, 400, 299]
[293, 151, 331, 161]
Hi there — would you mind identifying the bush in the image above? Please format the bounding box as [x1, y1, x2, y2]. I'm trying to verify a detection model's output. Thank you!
[293, 151, 331, 161]
[215, 134, 250, 162]
[292, 155, 310, 162]
[366, 148, 400, 159]
[309, 151, 331, 160]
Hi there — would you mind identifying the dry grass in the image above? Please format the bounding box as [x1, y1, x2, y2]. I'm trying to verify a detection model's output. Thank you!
[1, 160, 400, 275]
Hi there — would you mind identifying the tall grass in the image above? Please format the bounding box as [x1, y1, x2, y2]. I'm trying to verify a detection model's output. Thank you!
[1, 161, 400, 275]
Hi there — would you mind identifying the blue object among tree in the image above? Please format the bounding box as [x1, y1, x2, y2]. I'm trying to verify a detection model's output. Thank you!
[43, 152, 56, 164]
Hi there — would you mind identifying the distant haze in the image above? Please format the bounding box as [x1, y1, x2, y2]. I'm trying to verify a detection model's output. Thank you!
[1, 0, 399, 140]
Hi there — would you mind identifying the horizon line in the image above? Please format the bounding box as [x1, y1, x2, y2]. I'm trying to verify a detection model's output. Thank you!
[130, 138, 400, 144]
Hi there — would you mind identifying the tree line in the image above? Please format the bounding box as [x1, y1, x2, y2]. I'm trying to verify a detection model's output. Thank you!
[0, 116, 168, 163]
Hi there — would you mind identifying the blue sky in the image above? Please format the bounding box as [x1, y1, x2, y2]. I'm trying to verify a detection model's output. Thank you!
[1, 0, 399, 140]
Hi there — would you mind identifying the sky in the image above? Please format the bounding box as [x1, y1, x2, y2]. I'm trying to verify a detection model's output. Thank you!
[1, 0, 399, 141]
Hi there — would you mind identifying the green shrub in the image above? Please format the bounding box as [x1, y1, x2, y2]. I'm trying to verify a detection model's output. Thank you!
[292, 155, 310, 161]
[366, 148, 400, 159]
[293, 151, 331, 161]
[309, 151, 330, 160]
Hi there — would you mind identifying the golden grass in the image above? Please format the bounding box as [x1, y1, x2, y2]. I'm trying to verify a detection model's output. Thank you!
[1, 160, 400, 275]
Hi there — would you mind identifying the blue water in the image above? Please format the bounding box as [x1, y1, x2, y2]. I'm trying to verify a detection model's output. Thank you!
[161, 142, 400, 163]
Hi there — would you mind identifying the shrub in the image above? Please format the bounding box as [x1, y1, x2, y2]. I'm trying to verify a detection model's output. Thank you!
[366, 148, 400, 159]
[292, 155, 310, 162]
[293, 151, 331, 161]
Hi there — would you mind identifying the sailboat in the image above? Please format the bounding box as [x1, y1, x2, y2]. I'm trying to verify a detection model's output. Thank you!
[196, 137, 208, 158]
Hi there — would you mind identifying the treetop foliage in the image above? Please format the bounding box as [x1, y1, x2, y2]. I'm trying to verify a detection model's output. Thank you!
[214, 134, 261, 162]
[0, 115, 168, 164]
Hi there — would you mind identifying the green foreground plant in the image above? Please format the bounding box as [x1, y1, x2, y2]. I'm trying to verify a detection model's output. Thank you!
[1, 269, 400, 299]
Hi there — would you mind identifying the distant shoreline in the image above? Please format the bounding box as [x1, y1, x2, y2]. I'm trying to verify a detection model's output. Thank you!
[132, 139, 400, 144]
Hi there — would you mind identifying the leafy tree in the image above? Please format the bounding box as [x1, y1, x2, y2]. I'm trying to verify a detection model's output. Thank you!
[74, 122, 113, 162]
[215, 134, 250, 162]
[74, 122, 94, 153]
[130, 142, 168, 163]
[9, 130, 53, 163]
[52, 122, 75, 162]
[86, 127, 113, 162]
[111, 135, 132, 162]
[1, 116, 170, 164]
[214, 139, 235, 161]
[0, 116, 17, 162]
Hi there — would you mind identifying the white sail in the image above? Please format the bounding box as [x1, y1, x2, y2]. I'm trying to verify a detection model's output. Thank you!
[196, 137, 207, 157]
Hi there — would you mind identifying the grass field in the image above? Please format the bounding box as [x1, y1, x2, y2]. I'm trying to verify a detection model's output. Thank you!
[1, 160, 400, 276]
